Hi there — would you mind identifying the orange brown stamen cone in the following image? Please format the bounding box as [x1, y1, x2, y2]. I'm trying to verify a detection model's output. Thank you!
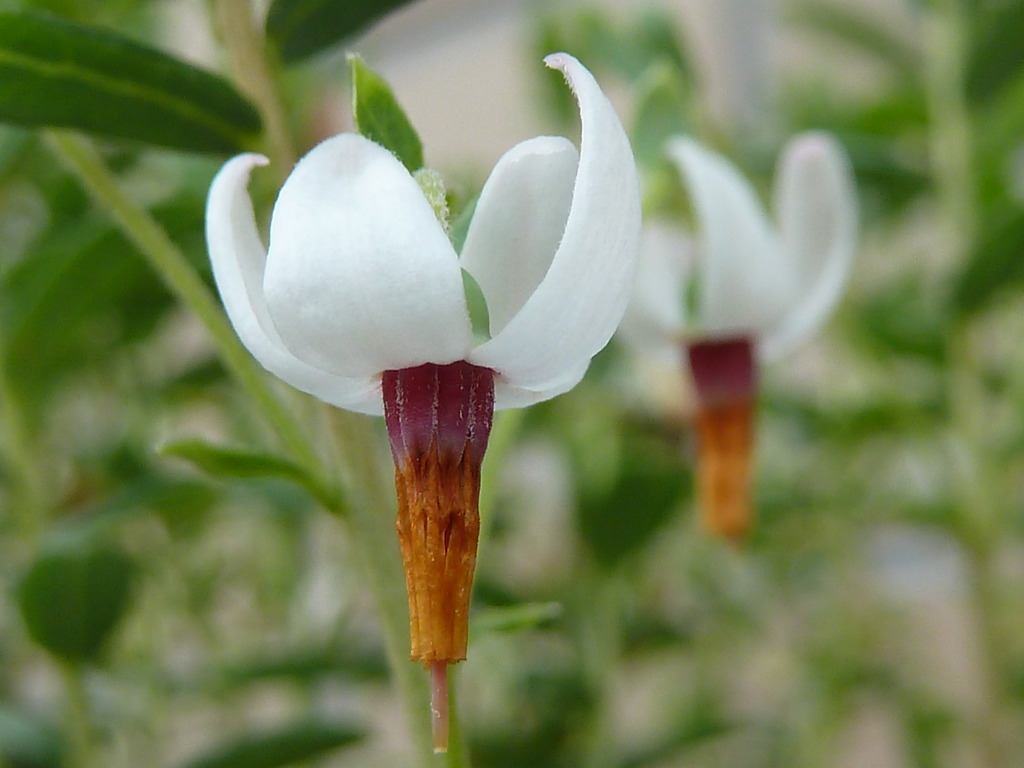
[687, 338, 756, 543]
[382, 361, 495, 753]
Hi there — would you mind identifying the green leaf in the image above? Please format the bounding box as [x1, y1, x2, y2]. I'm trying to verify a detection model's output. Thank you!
[349, 54, 423, 172]
[950, 205, 1024, 317]
[160, 438, 342, 511]
[966, 1, 1024, 106]
[266, 0, 420, 63]
[787, 1, 921, 81]
[178, 720, 363, 768]
[1, 194, 207, 422]
[16, 538, 136, 664]
[472, 602, 563, 636]
[577, 434, 688, 570]
[0, 706, 63, 768]
[631, 60, 690, 170]
[0, 12, 260, 153]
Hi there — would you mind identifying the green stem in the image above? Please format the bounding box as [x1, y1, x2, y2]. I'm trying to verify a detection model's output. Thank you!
[61, 662, 96, 768]
[924, 4, 1010, 765]
[577, 566, 623, 768]
[212, 0, 297, 175]
[328, 409, 435, 767]
[0, 347, 46, 547]
[43, 131, 316, 473]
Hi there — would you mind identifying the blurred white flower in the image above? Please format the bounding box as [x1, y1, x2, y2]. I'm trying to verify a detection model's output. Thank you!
[622, 132, 857, 541]
[205, 52, 641, 417]
[626, 132, 857, 361]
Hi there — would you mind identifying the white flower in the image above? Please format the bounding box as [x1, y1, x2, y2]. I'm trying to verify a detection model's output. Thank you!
[205, 53, 641, 415]
[626, 132, 857, 361]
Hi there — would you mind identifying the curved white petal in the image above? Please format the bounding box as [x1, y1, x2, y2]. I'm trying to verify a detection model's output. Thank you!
[469, 53, 642, 395]
[667, 138, 794, 338]
[618, 222, 690, 355]
[460, 135, 578, 336]
[493, 359, 591, 410]
[264, 134, 473, 379]
[760, 132, 857, 361]
[205, 153, 384, 415]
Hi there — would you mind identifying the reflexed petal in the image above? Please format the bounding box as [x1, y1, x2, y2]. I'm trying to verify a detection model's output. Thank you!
[460, 136, 578, 335]
[618, 222, 689, 356]
[205, 153, 384, 415]
[469, 53, 641, 394]
[264, 134, 473, 379]
[761, 132, 857, 360]
[667, 138, 794, 338]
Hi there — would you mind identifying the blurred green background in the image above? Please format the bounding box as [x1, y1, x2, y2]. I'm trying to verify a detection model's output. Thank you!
[1, 0, 1023, 766]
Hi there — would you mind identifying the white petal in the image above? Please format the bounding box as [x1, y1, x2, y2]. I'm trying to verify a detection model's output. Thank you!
[469, 53, 642, 395]
[460, 136, 578, 336]
[667, 137, 794, 338]
[618, 222, 689, 355]
[760, 132, 858, 360]
[493, 360, 590, 410]
[205, 153, 384, 415]
[264, 134, 473, 379]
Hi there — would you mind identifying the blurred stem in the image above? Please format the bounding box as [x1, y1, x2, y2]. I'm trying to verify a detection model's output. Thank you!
[212, 0, 296, 175]
[923, 0, 975, 248]
[442, 666, 468, 768]
[327, 409, 435, 767]
[61, 662, 95, 768]
[924, 4, 1011, 765]
[578, 565, 625, 768]
[0, 348, 46, 546]
[43, 131, 319, 474]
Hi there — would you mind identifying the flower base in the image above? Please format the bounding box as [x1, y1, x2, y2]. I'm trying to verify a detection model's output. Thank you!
[382, 361, 495, 751]
[686, 337, 757, 542]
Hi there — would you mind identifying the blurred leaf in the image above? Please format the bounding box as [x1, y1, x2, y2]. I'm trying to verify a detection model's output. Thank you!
[472, 602, 563, 636]
[631, 60, 690, 170]
[178, 720, 363, 768]
[266, 0, 419, 63]
[0, 12, 260, 153]
[0, 706, 63, 768]
[577, 434, 687, 570]
[1, 194, 206, 420]
[16, 537, 136, 664]
[217, 645, 388, 687]
[849, 275, 949, 364]
[160, 438, 341, 511]
[950, 204, 1024, 316]
[788, 1, 920, 80]
[348, 54, 423, 172]
[965, 0, 1024, 106]
[535, 8, 692, 126]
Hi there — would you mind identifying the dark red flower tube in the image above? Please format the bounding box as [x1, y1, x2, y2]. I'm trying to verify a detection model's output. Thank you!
[381, 360, 495, 752]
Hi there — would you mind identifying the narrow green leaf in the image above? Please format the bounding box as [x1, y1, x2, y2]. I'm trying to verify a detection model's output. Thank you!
[160, 438, 341, 511]
[950, 205, 1024, 317]
[0, 12, 261, 153]
[349, 54, 423, 172]
[787, 2, 920, 81]
[16, 538, 136, 664]
[471, 602, 563, 636]
[966, 1, 1024, 105]
[631, 60, 690, 169]
[178, 720, 363, 768]
[266, 0, 420, 63]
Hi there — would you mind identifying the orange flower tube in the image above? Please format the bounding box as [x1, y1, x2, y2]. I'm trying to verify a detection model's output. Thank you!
[687, 337, 756, 542]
